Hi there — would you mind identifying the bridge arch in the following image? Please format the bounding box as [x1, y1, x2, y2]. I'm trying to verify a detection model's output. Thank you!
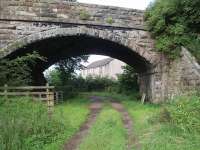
[1, 26, 158, 65]
[0, 26, 160, 102]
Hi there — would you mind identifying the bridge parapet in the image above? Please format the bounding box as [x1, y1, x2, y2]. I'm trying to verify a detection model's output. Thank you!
[0, 0, 145, 29]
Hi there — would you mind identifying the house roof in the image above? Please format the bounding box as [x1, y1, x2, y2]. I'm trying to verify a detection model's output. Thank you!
[86, 58, 114, 69]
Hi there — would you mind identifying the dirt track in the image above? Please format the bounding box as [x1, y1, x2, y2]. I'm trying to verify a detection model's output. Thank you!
[111, 101, 141, 150]
[63, 100, 102, 150]
[63, 96, 140, 150]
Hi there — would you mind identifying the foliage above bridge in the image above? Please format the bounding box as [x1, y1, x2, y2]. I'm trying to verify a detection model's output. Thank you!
[145, 0, 200, 62]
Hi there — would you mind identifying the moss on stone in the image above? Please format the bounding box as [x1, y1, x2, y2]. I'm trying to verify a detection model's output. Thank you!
[106, 17, 114, 24]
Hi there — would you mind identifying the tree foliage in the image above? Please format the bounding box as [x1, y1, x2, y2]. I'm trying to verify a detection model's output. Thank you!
[46, 64, 139, 98]
[117, 65, 139, 94]
[145, 0, 200, 62]
[0, 52, 44, 86]
[46, 56, 88, 86]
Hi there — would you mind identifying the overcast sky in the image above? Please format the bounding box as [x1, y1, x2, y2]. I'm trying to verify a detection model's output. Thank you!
[78, 0, 153, 64]
[78, 0, 153, 10]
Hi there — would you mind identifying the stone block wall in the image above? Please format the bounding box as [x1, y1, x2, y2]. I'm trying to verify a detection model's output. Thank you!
[162, 47, 200, 100]
[0, 0, 145, 29]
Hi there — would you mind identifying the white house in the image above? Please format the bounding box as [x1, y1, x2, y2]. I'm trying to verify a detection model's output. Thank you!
[81, 58, 126, 79]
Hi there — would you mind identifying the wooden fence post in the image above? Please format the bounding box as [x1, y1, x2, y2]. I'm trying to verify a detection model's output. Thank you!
[4, 84, 8, 99]
[141, 93, 146, 104]
[60, 91, 64, 103]
[46, 83, 55, 118]
[46, 83, 52, 118]
[55, 92, 59, 104]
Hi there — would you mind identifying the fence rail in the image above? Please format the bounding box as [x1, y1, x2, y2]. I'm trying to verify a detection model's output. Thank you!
[0, 84, 64, 115]
[0, 86, 55, 90]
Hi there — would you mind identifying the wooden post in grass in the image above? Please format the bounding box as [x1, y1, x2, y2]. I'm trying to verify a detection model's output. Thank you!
[46, 83, 53, 118]
[60, 91, 64, 103]
[4, 84, 8, 99]
[55, 92, 58, 104]
[141, 93, 146, 104]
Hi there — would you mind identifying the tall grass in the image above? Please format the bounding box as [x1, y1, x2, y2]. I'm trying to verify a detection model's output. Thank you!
[45, 97, 90, 150]
[123, 95, 200, 150]
[166, 95, 200, 133]
[0, 96, 89, 150]
[0, 97, 65, 150]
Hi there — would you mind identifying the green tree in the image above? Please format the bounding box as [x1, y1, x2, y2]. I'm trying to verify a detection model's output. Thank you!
[83, 76, 116, 92]
[0, 52, 44, 86]
[117, 65, 139, 94]
[45, 69, 62, 86]
[46, 56, 88, 86]
[145, 0, 200, 62]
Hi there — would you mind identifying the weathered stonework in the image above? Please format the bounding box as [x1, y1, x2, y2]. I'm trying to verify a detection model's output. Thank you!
[0, 0, 199, 103]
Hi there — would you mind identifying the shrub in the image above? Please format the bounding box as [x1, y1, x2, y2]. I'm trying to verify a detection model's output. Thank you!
[106, 17, 114, 24]
[84, 76, 116, 92]
[79, 10, 90, 20]
[48, 74, 116, 99]
[168, 96, 200, 133]
[46, 64, 139, 98]
[117, 65, 139, 94]
[0, 52, 45, 86]
[150, 95, 200, 134]
[145, 0, 200, 62]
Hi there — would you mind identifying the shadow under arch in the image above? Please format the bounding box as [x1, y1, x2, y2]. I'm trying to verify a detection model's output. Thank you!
[2, 28, 155, 101]
[7, 35, 152, 79]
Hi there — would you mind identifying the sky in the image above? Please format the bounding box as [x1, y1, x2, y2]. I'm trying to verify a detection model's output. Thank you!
[78, 0, 153, 64]
[78, 0, 153, 10]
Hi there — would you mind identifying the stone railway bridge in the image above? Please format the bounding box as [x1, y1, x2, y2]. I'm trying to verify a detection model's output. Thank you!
[0, 0, 200, 103]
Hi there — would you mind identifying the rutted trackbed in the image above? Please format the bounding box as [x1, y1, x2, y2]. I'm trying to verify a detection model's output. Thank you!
[63, 96, 102, 150]
[63, 96, 141, 150]
[111, 100, 141, 150]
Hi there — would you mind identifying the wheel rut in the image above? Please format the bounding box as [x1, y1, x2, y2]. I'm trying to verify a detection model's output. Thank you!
[63, 95, 141, 150]
[111, 101, 141, 150]
[63, 97, 102, 150]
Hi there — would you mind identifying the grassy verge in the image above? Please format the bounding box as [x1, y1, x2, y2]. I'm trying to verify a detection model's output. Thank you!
[79, 106, 127, 150]
[0, 96, 89, 150]
[88, 92, 200, 150]
[45, 97, 90, 150]
[123, 95, 200, 150]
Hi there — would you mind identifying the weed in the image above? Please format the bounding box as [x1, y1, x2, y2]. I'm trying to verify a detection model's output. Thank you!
[106, 17, 114, 24]
[79, 10, 90, 20]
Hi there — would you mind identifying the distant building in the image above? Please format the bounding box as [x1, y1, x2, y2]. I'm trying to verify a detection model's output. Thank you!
[81, 58, 126, 79]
